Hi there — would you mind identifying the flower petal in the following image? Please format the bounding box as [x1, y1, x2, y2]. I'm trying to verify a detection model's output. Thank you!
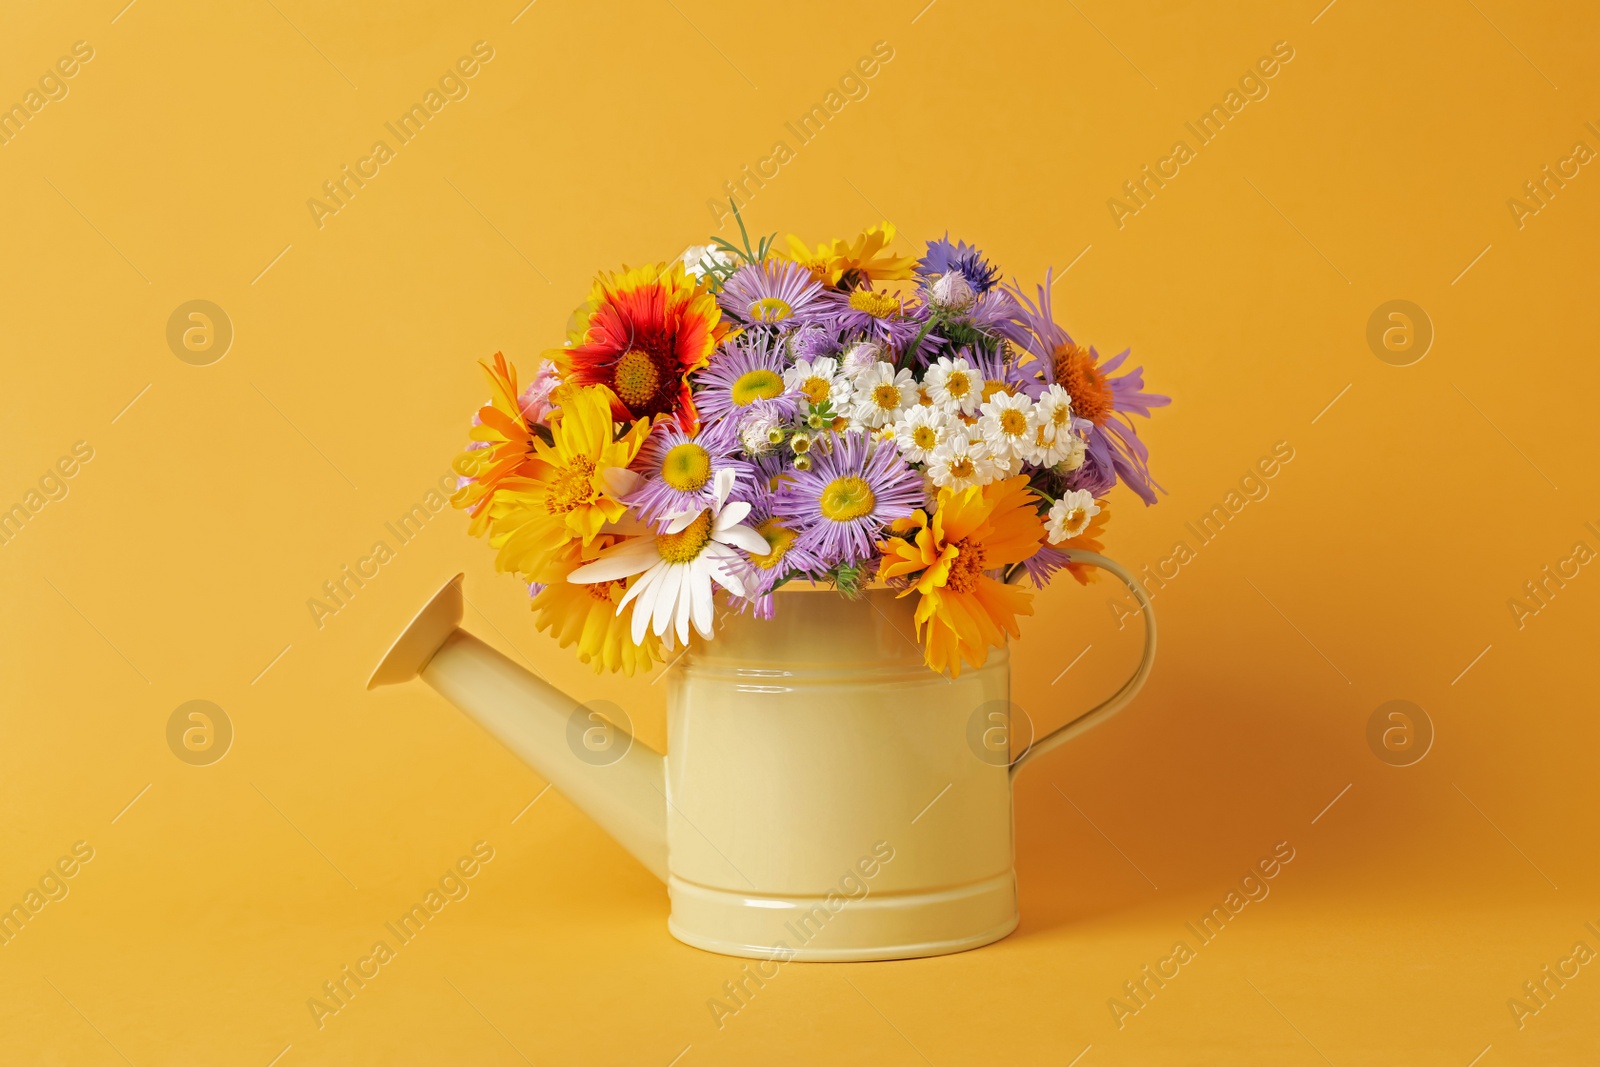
[717, 523, 771, 556]
[569, 540, 657, 583]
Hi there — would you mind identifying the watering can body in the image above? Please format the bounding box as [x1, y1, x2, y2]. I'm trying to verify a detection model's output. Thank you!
[371, 561, 1153, 962]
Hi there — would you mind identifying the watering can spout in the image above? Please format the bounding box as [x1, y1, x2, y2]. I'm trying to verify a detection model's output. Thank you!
[368, 575, 668, 882]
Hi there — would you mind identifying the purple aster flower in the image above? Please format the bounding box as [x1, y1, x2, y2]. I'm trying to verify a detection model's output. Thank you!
[624, 422, 755, 527]
[967, 288, 1028, 347]
[1064, 431, 1118, 498]
[717, 259, 827, 331]
[917, 235, 1001, 294]
[729, 484, 824, 619]
[1020, 543, 1069, 587]
[786, 322, 842, 361]
[776, 432, 923, 566]
[821, 284, 941, 362]
[691, 333, 798, 450]
[1007, 274, 1170, 504]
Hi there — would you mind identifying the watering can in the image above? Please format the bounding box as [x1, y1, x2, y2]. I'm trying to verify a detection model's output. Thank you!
[369, 556, 1154, 961]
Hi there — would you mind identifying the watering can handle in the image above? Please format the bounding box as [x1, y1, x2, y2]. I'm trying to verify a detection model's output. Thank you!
[1010, 551, 1156, 778]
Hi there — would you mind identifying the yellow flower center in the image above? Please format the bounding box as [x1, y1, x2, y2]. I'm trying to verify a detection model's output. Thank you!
[1063, 507, 1088, 532]
[818, 475, 876, 522]
[949, 457, 975, 479]
[847, 289, 902, 319]
[656, 510, 713, 564]
[731, 369, 784, 406]
[999, 408, 1028, 437]
[945, 371, 971, 399]
[944, 538, 986, 594]
[911, 425, 939, 449]
[750, 518, 796, 570]
[661, 442, 712, 491]
[981, 379, 1012, 404]
[546, 456, 598, 512]
[1050, 405, 1071, 429]
[871, 383, 902, 410]
[748, 297, 793, 322]
[612, 348, 661, 409]
[800, 376, 831, 404]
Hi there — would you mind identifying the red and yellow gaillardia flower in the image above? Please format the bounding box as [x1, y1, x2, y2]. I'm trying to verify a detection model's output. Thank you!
[556, 261, 727, 430]
[877, 475, 1045, 677]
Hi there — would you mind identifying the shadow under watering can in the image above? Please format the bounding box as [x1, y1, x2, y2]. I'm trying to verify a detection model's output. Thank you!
[369, 556, 1154, 962]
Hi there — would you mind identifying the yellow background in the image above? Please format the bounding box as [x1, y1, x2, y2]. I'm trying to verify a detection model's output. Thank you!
[3, 0, 1598, 1063]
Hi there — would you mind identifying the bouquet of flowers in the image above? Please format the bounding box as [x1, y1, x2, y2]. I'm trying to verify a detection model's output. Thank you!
[451, 212, 1167, 677]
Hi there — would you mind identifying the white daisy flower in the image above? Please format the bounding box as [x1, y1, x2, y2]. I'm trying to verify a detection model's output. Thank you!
[978, 390, 1037, 464]
[892, 405, 955, 464]
[569, 469, 769, 644]
[1046, 490, 1100, 545]
[926, 436, 1000, 492]
[784, 357, 853, 411]
[1034, 384, 1074, 438]
[924, 356, 980, 415]
[850, 362, 916, 429]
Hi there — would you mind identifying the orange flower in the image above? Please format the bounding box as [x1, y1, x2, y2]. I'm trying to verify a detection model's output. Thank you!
[451, 353, 547, 535]
[878, 476, 1045, 677]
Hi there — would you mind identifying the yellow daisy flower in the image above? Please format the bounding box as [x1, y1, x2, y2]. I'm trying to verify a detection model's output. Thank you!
[877, 475, 1045, 677]
[780, 222, 916, 290]
[483, 383, 651, 581]
[530, 544, 663, 675]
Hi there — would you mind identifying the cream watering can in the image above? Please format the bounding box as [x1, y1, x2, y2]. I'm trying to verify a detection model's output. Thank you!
[369, 556, 1154, 961]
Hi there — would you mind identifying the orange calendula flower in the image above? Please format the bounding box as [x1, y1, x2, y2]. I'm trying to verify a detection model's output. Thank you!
[451, 353, 554, 534]
[483, 383, 650, 581]
[781, 222, 916, 291]
[555, 261, 726, 430]
[877, 475, 1045, 677]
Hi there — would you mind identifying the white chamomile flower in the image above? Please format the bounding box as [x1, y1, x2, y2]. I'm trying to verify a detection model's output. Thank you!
[1033, 384, 1074, 439]
[927, 436, 1000, 492]
[784, 357, 853, 410]
[839, 341, 884, 378]
[851, 362, 916, 429]
[978, 390, 1037, 464]
[1046, 490, 1100, 545]
[682, 244, 732, 279]
[892, 405, 955, 464]
[569, 469, 769, 644]
[1023, 423, 1076, 467]
[924, 356, 980, 415]
[1023, 386, 1079, 467]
